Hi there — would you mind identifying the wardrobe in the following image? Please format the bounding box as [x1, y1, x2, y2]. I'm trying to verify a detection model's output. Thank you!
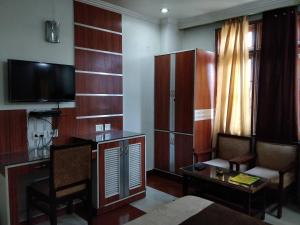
[154, 49, 216, 175]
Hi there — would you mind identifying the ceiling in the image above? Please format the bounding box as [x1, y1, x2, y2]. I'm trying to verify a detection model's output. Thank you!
[102, 0, 259, 19]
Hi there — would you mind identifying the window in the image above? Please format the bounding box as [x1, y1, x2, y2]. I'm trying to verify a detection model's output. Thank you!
[215, 21, 262, 135]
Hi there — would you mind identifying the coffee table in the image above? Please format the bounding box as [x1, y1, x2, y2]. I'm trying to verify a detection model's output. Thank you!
[181, 164, 269, 219]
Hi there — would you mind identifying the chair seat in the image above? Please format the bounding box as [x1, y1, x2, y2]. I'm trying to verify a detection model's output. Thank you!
[30, 178, 86, 198]
[245, 167, 295, 189]
[203, 158, 248, 172]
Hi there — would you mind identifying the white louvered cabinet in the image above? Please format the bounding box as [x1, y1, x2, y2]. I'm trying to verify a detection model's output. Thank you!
[98, 136, 145, 213]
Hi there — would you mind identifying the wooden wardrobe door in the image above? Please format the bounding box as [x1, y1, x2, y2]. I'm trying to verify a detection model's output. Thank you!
[174, 134, 193, 175]
[155, 55, 170, 131]
[175, 51, 195, 134]
[155, 131, 170, 172]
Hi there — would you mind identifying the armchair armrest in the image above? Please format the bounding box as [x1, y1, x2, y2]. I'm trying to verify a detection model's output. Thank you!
[279, 162, 296, 176]
[278, 162, 296, 189]
[229, 154, 255, 171]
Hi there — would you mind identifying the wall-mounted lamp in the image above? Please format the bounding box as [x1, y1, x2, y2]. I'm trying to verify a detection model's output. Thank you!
[45, 20, 60, 43]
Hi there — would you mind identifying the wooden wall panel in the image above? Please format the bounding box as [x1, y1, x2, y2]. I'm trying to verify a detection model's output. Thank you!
[154, 131, 170, 172]
[75, 49, 122, 74]
[75, 25, 122, 53]
[0, 110, 27, 154]
[74, 1, 122, 33]
[76, 73, 122, 94]
[52, 108, 78, 145]
[175, 51, 195, 134]
[0, 111, 10, 154]
[154, 55, 170, 131]
[77, 117, 123, 135]
[74, 1, 123, 132]
[76, 96, 123, 117]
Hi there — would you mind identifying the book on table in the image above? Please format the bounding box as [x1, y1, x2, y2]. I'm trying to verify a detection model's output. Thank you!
[229, 173, 260, 186]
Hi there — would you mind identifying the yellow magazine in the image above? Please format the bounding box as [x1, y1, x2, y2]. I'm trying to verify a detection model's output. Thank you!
[229, 173, 260, 186]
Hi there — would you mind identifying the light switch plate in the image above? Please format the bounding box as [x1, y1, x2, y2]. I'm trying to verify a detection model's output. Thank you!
[104, 123, 111, 131]
[96, 124, 103, 132]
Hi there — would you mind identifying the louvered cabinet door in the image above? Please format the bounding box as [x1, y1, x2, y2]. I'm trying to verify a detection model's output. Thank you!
[99, 142, 121, 208]
[128, 137, 145, 195]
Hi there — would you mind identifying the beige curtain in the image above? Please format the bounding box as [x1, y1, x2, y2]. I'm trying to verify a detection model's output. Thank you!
[213, 17, 251, 145]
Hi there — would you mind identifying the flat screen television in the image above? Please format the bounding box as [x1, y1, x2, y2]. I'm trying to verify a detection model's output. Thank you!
[8, 59, 75, 102]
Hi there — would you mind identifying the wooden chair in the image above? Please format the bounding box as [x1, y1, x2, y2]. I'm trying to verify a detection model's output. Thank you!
[195, 133, 252, 171]
[26, 143, 93, 225]
[233, 139, 298, 218]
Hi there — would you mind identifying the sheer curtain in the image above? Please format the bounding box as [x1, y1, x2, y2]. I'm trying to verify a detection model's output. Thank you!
[213, 17, 251, 145]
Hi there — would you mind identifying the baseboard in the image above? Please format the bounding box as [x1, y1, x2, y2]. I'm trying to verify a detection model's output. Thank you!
[147, 169, 182, 183]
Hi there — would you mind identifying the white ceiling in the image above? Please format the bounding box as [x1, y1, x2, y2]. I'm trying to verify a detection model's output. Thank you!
[102, 0, 259, 19]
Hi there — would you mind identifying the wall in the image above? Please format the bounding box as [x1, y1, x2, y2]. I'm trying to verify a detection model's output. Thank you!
[160, 18, 182, 53]
[0, 0, 75, 110]
[181, 14, 262, 52]
[181, 22, 222, 52]
[122, 15, 161, 170]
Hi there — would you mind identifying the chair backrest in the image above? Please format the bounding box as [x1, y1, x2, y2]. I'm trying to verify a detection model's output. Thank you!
[217, 133, 251, 160]
[255, 140, 297, 170]
[50, 143, 92, 193]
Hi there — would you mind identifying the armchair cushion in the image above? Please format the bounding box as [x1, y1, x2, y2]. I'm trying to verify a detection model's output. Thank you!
[218, 136, 250, 161]
[203, 158, 248, 172]
[256, 142, 297, 171]
[245, 167, 295, 189]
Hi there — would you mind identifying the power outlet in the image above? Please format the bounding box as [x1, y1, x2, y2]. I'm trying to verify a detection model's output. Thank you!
[32, 131, 46, 140]
[96, 124, 103, 132]
[32, 132, 40, 140]
[104, 123, 111, 131]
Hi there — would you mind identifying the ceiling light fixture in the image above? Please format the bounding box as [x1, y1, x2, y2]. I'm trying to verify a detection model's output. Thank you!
[161, 8, 169, 14]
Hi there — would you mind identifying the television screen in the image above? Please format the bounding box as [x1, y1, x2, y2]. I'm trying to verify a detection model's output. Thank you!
[8, 59, 75, 102]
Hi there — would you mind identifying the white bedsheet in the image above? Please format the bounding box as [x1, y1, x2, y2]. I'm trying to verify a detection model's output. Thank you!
[125, 196, 213, 225]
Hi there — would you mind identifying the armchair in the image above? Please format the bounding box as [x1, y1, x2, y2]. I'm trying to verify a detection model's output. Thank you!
[199, 133, 252, 171]
[243, 139, 298, 218]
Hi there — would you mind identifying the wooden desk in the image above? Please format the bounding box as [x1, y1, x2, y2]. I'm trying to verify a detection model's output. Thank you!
[0, 131, 146, 225]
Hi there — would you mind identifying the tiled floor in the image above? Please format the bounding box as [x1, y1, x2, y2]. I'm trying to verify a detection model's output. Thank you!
[130, 186, 177, 213]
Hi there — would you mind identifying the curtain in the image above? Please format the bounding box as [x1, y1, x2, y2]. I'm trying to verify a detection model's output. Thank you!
[213, 17, 251, 145]
[256, 7, 297, 142]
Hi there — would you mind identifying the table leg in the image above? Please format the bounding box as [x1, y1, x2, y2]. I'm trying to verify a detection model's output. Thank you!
[247, 193, 252, 216]
[182, 174, 189, 196]
[261, 188, 266, 220]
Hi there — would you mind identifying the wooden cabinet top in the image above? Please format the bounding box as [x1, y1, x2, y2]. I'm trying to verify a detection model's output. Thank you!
[0, 130, 145, 173]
